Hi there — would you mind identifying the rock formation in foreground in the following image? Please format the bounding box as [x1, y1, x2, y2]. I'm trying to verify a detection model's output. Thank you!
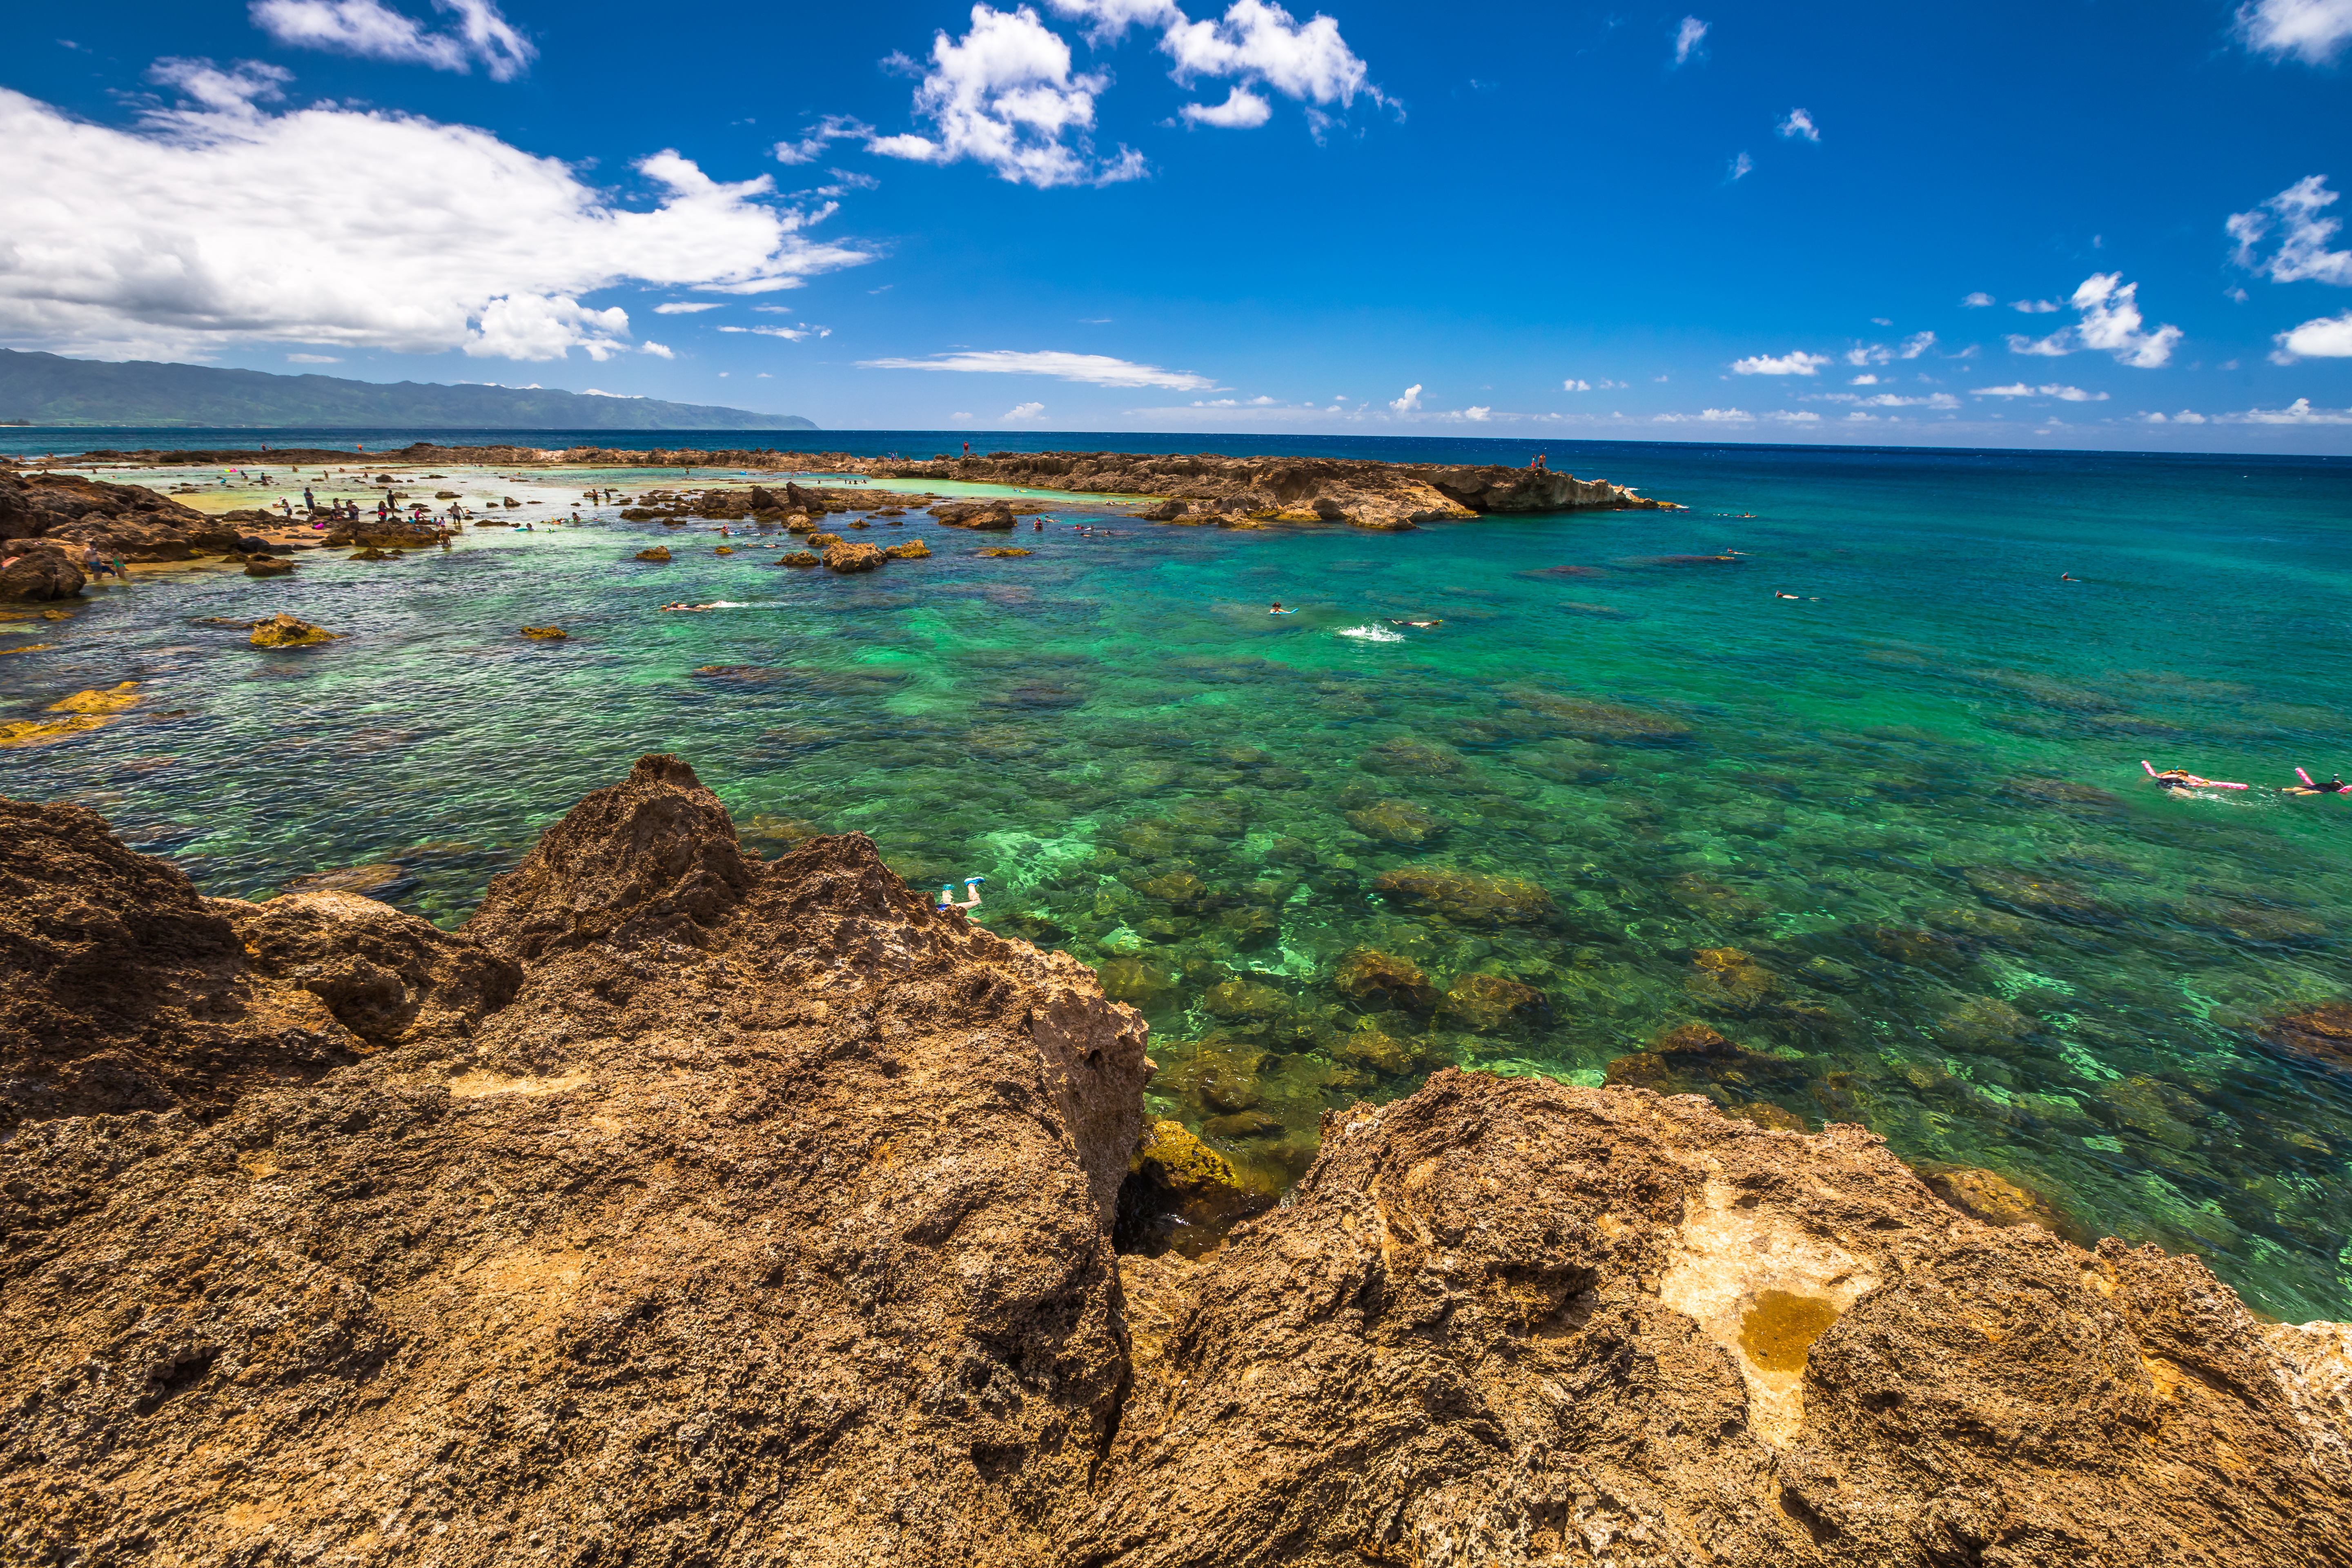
[3, 759, 2346, 1566]
[0, 470, 243, 597]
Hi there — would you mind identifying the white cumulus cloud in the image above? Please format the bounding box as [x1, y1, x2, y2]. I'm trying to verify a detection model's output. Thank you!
[2011, 298, 2059, 312]
[857, 348, 1216, 389]
[1388, 383, 1422, 412]
[1671, 15, 1709, 65]
[2225, 396, 2352, 423]
[1731, 350, 1829, 375]
[1180, 85, 1272, 127]
[2001, 274, 2180, 367]
[1961, 292, 1994, 307]
[1163, 0, 1376, 107]
[2228, 176, 2352, 286]
[2272, 310, 2352, 360]
[869, 5, 1145, 188]
[1562, 378, 1590, 391]
[1004, 400, 1047, 419]
[2236, 0, 2352, 65]
[1699, 407, 1751, 420]
[0, 76, 868, 361]
[1776, 107, 1818, 142]
[248, 0, 534, 80]
[1973, 383, 2107, 401]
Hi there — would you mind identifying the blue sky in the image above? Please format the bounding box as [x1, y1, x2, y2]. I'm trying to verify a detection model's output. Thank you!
[3, 0, 2351, 449]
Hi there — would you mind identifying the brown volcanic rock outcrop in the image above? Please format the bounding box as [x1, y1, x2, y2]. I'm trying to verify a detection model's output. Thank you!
[3, 770, 2348, 1567]
[0, 469, 241, 565]
[1075, 1071, 2352, 1568]
[0, 756, 1150, 1566]
[875, 452, 1671, 530]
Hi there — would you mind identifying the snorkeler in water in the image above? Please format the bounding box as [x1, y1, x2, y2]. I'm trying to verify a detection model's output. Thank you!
[1269, 602, 1298, 615]
[2284, 767, 2352, 796]
[2143, 760, 2250, 792]
[936, 876, 985, 911]
[1388, 618, 1443, 628]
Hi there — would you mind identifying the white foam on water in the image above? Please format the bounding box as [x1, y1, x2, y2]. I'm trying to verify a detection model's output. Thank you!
[1336, 623, 1404, 642]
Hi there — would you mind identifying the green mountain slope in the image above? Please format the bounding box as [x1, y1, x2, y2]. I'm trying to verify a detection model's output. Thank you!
[0, 350, 815, 430]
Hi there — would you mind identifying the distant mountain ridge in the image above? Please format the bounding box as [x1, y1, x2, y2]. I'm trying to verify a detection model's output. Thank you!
[0, 350, 816, 430]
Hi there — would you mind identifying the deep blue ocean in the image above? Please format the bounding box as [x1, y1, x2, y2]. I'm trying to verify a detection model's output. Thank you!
[6, 428, 2352, 1318]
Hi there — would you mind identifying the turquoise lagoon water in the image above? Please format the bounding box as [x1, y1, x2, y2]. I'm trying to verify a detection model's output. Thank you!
[6, 435, 2352, 1319]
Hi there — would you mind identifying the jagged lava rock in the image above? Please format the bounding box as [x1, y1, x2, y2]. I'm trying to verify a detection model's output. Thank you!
[0, 541, 85, 602]
[0, 470, 239, 563]
[1072, 1070, 2352, 1568]
[824, 540, 885, 572]
[0, 757, 1151, 1566]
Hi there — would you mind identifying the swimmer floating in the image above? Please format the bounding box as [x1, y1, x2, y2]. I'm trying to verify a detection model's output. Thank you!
[2142, 760, 2250, 791]
[2286, 768, 2351, 796]
[936, 876, 985, 911]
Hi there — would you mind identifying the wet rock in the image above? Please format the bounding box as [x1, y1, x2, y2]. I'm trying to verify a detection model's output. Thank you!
[1505, 687, 1695, 743]
[242, 556, 296, 577]
[248, 613, 342, 648]
[978, 546, 1033, 557]
[1201, 1110, 1283, 1140]
[1438, 972, 1550, 1033]
[281, 862, 406, 897]
[2261, 1002, 2352, 1069]
[780, 550, 820, 567]
[2001, 776, 2127, 813]
[1372, 866, 1556, 926]
[713, 545, 735, 555]
[1938, 996, 2038, 1053]
[1332, 1021, 1428, 1074]
[519, 625, 567, 640]
[1911, 1160, 2078, 1238]
[823, 541, 884, 573]
[808, 532, 844, 549]
[883, 538, 931, 559]
[1666, 873, 1767, 922]
[1098, 956, 1179, 1009]
[1203, 977, 1288, 1021]
[1342, 798, 1448, 845]
[1654, 1020, 1741, 1057]
[1962, 865, 2121, 926]
[1134, 869, 1209, 907]
[2176, 897, 2327, 946]
[1864, 924, 1977, 968]
[1724, 1100, 1808, 1131]
[1330, 947, 1440, 1011]
[1358, 736, 1464, 775]
[1114, 1117, 1274, 1259]
[931, 500, 1018, 530]
[1685, 947, 1777, 1011]
[1166, 1038, 1268, 1112]
[633, 546, 671, 561]
[346, 546, 389, 561]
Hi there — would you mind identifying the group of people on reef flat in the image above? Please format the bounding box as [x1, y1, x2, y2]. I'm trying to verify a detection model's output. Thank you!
[2144, 760, 2350, 798]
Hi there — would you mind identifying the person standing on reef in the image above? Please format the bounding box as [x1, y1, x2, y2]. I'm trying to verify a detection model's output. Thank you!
[1530, 453, 1547, 470]
[303, 485, 315, 513]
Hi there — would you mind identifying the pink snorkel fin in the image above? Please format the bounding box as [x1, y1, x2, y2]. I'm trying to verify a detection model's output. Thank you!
[2299, 767, 2319, 788]
[2141, 760, 2159, 778]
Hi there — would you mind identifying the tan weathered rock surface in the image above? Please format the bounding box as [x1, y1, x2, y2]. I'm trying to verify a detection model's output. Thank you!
[2, 771, 2346, 1567]
[0, 756, 1151, 1566]
[1075, 1069, 2352, 1567]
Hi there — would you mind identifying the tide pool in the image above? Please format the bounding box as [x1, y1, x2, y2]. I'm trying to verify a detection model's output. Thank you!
[5, 437, 2351, 1319]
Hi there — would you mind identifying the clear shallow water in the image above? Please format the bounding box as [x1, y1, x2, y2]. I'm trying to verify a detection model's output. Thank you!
[7, 439, 2352, 1319]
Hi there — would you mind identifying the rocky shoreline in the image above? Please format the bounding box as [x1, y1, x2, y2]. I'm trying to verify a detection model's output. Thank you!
[17, 442, 1677, 532]
[2, 756, 2346, 1565]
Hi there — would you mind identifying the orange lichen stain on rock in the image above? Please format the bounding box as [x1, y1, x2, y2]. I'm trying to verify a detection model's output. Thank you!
[1738, 1290, 1841, 1374]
